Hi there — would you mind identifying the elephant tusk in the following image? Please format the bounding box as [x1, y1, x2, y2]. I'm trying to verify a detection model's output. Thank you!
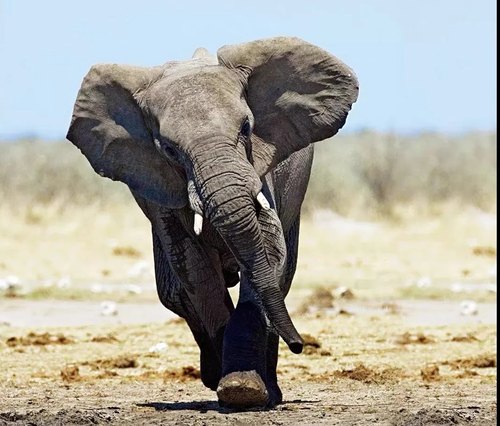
[194, 212, 203, 235]
[256, 192, 270, 210]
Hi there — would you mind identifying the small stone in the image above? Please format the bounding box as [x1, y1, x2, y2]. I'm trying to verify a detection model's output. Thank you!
[100, 301, 118, 316]
[460, 300, 478, 316]
[149, 342, 168, 353]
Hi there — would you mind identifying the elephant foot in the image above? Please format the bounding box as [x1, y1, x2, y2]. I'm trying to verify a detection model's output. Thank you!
[200, 350, 221, 391]
[217, 370, 268, 408]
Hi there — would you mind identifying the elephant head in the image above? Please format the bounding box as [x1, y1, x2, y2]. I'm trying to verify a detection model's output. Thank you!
[67, 37, 358, 354]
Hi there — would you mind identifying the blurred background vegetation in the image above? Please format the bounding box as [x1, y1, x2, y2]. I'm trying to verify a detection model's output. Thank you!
[0, 132, 496, 220]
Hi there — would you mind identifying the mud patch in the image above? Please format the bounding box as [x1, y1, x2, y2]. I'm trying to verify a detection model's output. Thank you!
[96, 370, 119, 379]
[164, 366, 201, 381]
[472, 245, 496, 257]
[380, 302, 401, 315]
[83, 355, 138, 370]
[140, 366, 201, 382]
[420, 364, 440, 382]
[450, 333, 480, 343]
[89, 334, 120, 343]
[395, 332, 435, 345]
[332, 363, 403, 384]
[6, 332, 74, 347]
[301, 333, 322, 355]
[112, 245, 142, 258]
[60, 365, 81, 382]
[442, 355, 496, 370]
[456, 369, 479, 378]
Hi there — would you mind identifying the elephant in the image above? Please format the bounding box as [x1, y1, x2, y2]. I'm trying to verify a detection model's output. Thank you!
[67, 37, 358, 408]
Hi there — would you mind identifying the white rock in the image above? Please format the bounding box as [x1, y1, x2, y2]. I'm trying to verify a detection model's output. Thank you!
[334, 286, 355, 299]
[0, 276, 22, 291]
[148, 342, 168, 353]
[415, 276, 432, 288]
[100, 301, 118, 316]
[460, 300, 478, 316]
[5, 275, 20, 285]
[450, 283, 464, 293]
[126, 284, 143, 295]
[0, 275, 21, 288]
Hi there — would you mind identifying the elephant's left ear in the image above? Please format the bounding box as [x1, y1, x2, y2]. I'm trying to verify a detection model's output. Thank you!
[218, 37, 359, 176]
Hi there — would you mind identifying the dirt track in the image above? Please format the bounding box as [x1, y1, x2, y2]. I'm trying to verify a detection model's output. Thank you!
[2, 378, 496, 425]
[0, 303, 496, 425]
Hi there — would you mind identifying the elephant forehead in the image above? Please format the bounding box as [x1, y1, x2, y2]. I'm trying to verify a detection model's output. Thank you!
[148, 66, 243, 113]
[140, 65, 248, 143]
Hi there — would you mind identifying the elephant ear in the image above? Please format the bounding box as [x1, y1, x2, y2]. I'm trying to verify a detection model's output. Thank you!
[67, 64, 187, 207]
[217, 37, 359, 176]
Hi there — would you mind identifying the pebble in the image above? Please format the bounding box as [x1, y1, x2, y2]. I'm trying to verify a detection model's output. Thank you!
[100, 301, 118, 316]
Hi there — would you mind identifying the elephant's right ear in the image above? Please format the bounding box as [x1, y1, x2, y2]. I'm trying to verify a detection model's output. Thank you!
[66, 64, 187, 208]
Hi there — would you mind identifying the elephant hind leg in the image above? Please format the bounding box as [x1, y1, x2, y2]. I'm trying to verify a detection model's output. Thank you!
[217, 215, 302, 408]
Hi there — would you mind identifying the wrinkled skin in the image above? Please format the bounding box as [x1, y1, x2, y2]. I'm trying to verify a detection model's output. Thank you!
[67, 37, 358, 408]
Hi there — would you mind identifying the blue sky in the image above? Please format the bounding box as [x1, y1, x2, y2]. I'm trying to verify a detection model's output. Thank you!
[0, 0, 496, 139]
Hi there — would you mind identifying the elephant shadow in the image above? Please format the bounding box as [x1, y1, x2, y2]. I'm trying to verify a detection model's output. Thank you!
[137, 399, 319, 414]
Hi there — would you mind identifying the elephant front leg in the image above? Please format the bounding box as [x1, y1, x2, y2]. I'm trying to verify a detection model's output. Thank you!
[217, 300, 269, 408]
[218, 328, 283, 408]
[217, 279, 282, 408]
[217, 189, 296, 409]
[217, 217, 301, 408]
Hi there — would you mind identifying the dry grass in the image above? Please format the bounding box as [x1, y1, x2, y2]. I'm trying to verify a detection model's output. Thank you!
[306, 131, 496, 218]
[0, 138, 132, 210]
[0, 203, 495, 303]
[0, 131, 496, 219]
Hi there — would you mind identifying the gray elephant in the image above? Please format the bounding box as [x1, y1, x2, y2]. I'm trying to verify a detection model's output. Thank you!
[67, 37, 358, 408]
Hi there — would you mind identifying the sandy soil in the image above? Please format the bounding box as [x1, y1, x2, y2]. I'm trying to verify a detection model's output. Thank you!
[0, 207, 497, 424]
[0, 206, 496, 302]
[0, 309, 496, 425]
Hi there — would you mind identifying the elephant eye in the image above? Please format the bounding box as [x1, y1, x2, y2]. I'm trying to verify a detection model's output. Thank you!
[240, 117, 252, 138]
[238, 118, 253, 160]
[163, 145, 177, 159]
[155, 138, 178, 161]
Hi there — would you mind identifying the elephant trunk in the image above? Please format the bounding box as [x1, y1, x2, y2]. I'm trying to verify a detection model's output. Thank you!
[190, 145, 303, 354]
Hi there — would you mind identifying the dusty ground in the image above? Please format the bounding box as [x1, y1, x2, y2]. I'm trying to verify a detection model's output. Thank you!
[0, 205, 496, 301]
[0, 313, 496, 425]
[0, 206, 497, 425]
